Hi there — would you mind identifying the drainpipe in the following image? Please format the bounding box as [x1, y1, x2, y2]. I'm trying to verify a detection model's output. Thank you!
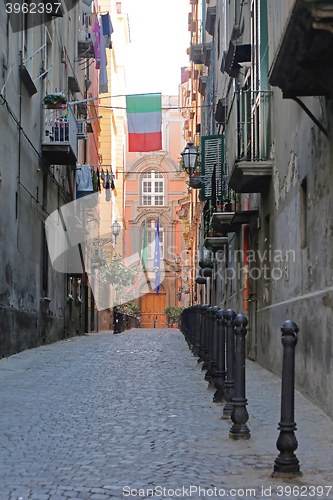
[243, 197, 249, 311]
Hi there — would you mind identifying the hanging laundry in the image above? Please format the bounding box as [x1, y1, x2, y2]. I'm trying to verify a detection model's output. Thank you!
[101, 13, 113, 36]
[76, 165, 93, 198]
[101, 13, 113, 49]
[105, 172, 111, 202]
[91, 167, 98, 193]
[97, 167, 101, 191]
[110, 173, 117, 196]
[100, 168, 105, 188]
[99, 28, 108, 93]
[92, 18, 101, 69]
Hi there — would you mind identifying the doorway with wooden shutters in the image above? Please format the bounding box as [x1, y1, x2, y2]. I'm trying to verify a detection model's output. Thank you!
[140, 285, 166, 328]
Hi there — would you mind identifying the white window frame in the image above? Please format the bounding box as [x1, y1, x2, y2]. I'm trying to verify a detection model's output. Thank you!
[141, 170, 164, 206]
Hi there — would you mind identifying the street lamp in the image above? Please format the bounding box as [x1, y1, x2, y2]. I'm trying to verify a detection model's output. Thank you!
[111, 219, 121, 243]
[174, 253, 181, 265]
[181, 141, 199, 184]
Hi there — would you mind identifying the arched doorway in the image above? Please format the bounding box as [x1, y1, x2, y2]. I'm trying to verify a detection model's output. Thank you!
[140, 284, 166, 328]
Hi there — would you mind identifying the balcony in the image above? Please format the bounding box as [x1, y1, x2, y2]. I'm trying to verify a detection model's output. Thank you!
[223, 41, 251, 78]
[211, 210, 259, 233]
[42, 106, 77, 166]
[268, 0, 333, 98]
[215, 98, 227, 125]
[228, 90, 273, 193]
[203, 236, 228, 252]
[205, 6, 216, 36]
[190, 44, 203, 64]
[78, 13, 95, 58]
[203, 42, 212, 67]
[198, 76, 207, 97]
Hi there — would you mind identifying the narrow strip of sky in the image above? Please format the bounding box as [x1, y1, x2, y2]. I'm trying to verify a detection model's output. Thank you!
[122, 0, 190, 96]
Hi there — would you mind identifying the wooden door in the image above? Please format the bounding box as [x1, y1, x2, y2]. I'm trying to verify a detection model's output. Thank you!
[140, 291, 166, 328]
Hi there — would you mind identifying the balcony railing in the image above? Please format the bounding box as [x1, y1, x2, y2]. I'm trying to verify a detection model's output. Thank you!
[227, 90, 273, 193]
[237, 90, 271, 162]
[42, 106, 77, 165]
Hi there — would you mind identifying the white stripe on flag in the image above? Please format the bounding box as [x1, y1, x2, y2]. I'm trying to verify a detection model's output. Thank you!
[127, 111, 161, 135]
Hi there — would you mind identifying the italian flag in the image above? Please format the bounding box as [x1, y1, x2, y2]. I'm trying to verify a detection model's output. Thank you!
[126, 93, 162, 152]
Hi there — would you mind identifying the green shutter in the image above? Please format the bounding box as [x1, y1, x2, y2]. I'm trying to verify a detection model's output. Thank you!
[201, 134, 225, 201]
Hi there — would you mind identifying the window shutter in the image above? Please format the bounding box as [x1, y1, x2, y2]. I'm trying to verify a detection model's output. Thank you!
[201, 135, 225, 201]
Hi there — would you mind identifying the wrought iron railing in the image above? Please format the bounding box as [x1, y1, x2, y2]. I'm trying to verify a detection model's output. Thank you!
[237, 90, 271, 162]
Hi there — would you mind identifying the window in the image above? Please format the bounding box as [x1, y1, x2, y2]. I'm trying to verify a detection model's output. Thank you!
[145, 219, 164, 260]
[141, 170, 164, 206]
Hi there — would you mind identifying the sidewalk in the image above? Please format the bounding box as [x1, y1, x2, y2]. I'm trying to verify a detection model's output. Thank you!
[0, 328, 332, 500]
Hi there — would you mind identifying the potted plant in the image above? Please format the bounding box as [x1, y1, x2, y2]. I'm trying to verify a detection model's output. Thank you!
[43, 92, 67, 109]
[164, 306, 183, 327]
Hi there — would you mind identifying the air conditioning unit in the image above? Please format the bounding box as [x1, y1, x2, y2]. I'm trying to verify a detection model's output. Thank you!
[78, 28, 93, 43]
[77, 121, 87, 139]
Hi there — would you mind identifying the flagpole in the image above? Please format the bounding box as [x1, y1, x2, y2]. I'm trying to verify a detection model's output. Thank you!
[142, 212, 152, 292]
[154, 211, 160, 296]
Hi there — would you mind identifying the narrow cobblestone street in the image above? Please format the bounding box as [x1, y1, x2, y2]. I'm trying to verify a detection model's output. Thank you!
[1, 329, 333, 500]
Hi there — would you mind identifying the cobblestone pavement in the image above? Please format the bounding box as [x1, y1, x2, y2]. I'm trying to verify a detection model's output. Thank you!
[0, 329, 333, 500]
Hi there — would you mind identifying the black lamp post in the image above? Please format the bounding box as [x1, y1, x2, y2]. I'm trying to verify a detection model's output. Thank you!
[111, 219, 121, 244]
[181, 141, 199, 184]
[174, 253, 181, 265]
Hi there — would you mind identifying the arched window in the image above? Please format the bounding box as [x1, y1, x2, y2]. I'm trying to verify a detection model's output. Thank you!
[143, 218, 164, 259]
[141, 170, 164, 206]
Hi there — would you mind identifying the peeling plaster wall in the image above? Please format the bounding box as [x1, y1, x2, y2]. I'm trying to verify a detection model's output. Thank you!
[254, 92, 333, 416]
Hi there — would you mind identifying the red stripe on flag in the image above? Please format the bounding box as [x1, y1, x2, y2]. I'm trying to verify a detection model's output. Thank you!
[128, 132, 162, 152]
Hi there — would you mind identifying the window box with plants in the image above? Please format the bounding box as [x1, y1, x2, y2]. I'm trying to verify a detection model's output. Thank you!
[43, 92, 67, 109]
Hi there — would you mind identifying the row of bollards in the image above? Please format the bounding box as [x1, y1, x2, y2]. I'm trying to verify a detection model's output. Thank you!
[180, 305, 301, 476]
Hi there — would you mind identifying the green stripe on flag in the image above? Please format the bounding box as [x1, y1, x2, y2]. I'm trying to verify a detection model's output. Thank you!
[126, 94, 161, 114]
[142, 220, 148, 270]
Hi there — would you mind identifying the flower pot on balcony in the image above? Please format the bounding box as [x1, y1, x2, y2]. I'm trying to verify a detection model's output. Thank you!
[43, 92, 67, 109]
[46, 102, 63, 109]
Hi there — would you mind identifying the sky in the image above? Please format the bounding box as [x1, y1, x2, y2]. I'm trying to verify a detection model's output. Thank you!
[121, 0, 190, 97]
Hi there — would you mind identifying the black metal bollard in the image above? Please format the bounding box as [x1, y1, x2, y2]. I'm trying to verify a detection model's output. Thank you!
[192, 304, 202, 357]
[213, 309, 226, 403]
[183, 307, 192, 346]
[222, 309, 237, 418]
[198, 305, 208, 363]
[188, 305, 196, 353]
[190, 305, 196, 348]
[229, 314, 250, 440]
[202, 306, 213, 371]
[206, 306, 220, 385]
[272, 321, 301, 476]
